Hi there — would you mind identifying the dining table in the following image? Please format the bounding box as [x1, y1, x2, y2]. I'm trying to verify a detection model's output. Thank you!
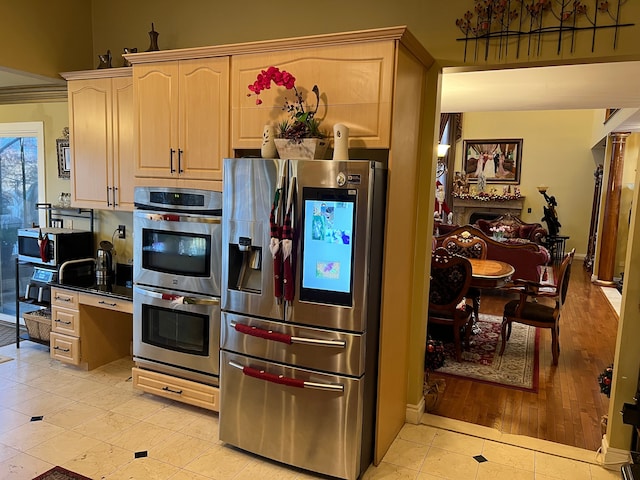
[468, 258, 515, 288]
[467, 258, 515, 334]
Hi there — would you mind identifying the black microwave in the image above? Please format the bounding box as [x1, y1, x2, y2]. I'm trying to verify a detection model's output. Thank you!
[17, 228, 94, 267]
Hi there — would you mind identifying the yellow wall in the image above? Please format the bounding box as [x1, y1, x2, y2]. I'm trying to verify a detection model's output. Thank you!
[456, 109, 600, 255]
[609, 152, 640, 450]
[88, 0, 640, 68]
[1, 1, 93, 79]
[616, 135, 639, 276]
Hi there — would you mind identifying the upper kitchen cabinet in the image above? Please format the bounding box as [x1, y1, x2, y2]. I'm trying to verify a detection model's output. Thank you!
[231, 43, 395, 150]
[62, 69, 134, 211]
[132, 57, 229, 191]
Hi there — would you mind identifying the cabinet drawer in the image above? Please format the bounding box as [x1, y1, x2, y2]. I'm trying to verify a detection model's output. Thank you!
[50, 332, 81, 365]
[132, 367, 219, 412]
[51, 306, 80, 336]
[51, 288, 79, 309]
[79, 292, 133, 314]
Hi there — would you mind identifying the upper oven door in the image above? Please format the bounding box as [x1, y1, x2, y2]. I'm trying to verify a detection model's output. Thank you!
[133, 210, 222, 296]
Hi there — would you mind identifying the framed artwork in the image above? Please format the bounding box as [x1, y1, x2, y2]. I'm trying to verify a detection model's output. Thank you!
[56, 129, 70, 179]
[462, 138, 522, 184]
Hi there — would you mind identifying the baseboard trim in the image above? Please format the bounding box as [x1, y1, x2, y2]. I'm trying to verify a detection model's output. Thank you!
[600, 435, 632, 470]
[406, 398, 425, 424]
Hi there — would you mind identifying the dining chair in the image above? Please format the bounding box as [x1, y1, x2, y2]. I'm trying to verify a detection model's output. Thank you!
[428, 247, 474, 362]
[442, 231, 488, 327]
[499, 248, 575, 365]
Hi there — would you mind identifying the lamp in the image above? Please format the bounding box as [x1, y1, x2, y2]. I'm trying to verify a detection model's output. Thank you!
[537, 185, 548, 194]
[437, 143, 450, 158]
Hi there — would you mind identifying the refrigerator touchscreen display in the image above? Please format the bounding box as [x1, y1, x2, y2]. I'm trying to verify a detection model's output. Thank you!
[300, 187, 355, 306]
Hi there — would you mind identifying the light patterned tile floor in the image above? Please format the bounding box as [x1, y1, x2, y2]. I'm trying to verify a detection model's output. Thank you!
[0, 342, 626, 480]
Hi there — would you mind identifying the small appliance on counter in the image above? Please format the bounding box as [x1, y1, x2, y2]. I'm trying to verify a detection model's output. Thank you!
[18, 227, 94, 268]
[24, 266, 57, 304]
[96, 240, 116, 285]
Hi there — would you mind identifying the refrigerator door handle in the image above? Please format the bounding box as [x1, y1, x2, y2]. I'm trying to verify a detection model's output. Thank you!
[231, 321, 346, 348]
[228, 361, 344, 392]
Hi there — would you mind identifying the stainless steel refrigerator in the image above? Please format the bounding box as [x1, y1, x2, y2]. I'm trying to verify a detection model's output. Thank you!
[220, 157, 386, 480]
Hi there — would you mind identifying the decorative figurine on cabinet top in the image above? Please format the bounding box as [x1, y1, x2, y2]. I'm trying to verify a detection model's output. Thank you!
[97, 50, 112, 69]
[146, 23, 160, 52]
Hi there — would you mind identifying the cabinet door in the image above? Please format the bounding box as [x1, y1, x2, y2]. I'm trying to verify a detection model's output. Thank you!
[68, 79, 111, 209]
[178, 57, 229, 182]
[134, 62, 179, 179]
[112, 76, 135, 211]
[231, 43, 395, 149]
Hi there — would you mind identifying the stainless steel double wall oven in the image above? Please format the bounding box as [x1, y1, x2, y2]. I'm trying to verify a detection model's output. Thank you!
[133, 187, 222, 386]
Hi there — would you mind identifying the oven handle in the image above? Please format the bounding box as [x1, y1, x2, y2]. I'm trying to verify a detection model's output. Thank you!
[228, 361, 344, 392]
[230, 321, 346, 348]
[138, 212, 221, 224]
[135, 286, 219, 306]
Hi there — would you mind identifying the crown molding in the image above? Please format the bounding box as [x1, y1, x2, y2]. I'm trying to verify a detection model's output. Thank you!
[0, 85, 68, 104]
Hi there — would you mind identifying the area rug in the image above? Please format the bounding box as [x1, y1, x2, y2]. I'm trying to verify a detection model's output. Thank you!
[32, 466, 92, 480]
[432, 314, 539, 392]
[0, 321, 26, 347]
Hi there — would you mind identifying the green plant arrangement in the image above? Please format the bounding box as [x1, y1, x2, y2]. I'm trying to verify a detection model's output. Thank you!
[248, 66, 325, 142]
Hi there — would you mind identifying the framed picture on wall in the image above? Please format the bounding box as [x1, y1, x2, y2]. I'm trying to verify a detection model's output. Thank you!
[462, 138, 522, 184]
[56, 128, 70, 179]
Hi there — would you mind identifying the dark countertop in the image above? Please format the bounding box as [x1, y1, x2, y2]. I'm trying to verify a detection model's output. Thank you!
[54, 281, 133, 302]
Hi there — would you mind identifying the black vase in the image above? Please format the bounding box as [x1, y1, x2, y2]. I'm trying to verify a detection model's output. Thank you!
[146, 23, 159, 52]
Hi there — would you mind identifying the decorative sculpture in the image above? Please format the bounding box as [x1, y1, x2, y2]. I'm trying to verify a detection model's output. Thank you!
[539, 186, 561, 236]
[146, 23, 160, 52]
[97, 50, 112, 69]
[455, 0, 635, 62]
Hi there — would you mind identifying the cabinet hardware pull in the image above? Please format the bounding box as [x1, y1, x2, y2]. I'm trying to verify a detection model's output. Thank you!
[106, 186, 112, 207]
[178, 149, 184, 173]
[98, 301, 117, 307]
[54, 319, 72, 325]
[170, 149, 176, 173]
[162, 386, 183, 395]
[55, 296, 71, 302]
[113, 186, 118, 207]
[54, 346, 70, 352]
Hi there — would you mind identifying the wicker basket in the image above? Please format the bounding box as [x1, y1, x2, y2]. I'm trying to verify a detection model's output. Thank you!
[23, 309, 52, 342]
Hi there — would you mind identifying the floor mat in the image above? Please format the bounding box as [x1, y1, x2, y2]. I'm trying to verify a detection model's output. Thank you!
[430, 313, 539, 392]
[32, 466, 92, 480]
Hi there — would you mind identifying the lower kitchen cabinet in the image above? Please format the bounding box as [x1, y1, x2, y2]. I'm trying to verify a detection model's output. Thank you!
[132, 367, 219, 412]
[50, 287, 133, 370]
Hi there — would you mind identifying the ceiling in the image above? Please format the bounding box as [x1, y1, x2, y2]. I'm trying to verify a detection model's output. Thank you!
[0, 66, 64, 88]
[441, 61, 640, 131]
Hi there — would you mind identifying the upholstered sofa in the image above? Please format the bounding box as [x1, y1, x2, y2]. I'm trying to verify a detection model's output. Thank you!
[435, 225, 550, 283]
[474, 213, 547, 245]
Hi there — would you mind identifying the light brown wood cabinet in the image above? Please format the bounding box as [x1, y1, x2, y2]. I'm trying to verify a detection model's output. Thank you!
[50, 286, 133, 370]
[133, 57, 229, 191]
[62, 69, 135, 211]
[230, 42, 395, 150]
[132, 367, 219, 412]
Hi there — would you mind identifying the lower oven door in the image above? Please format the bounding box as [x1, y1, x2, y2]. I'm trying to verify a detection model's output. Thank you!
[133, 285, 220, 383]
[220, 350, 369, 480]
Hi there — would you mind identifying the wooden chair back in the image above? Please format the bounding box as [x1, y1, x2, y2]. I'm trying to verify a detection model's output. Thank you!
[429, 247, 472, 314]
[442, 231, 488, 259]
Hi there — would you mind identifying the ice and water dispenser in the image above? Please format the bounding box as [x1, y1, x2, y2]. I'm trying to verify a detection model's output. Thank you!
[226, 229, 263, 295]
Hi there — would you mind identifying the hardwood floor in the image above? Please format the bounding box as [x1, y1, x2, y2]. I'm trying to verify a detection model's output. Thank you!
[428, 258, 618, 452]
